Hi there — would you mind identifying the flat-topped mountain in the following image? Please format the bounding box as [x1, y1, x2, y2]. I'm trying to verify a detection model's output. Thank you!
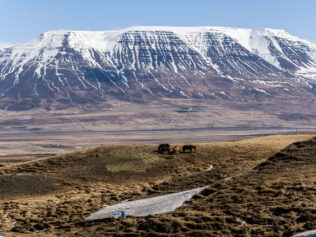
[0, 26, 316, 110]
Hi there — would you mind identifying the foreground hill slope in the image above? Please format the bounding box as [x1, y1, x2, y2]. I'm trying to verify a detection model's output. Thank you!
[0, 26, 316, 110]
[77, 135, 316, 237]
[0, 134, 315, 236]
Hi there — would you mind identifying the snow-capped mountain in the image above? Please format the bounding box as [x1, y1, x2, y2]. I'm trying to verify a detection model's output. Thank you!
[0, 26, 315, 110]
[0, 42, 14, 49]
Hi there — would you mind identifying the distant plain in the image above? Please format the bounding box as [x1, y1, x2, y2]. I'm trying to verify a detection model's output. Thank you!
[1, 99, 316, 163]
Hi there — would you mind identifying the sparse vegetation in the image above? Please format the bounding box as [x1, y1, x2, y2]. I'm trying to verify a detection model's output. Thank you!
[0, 134, 315, 236]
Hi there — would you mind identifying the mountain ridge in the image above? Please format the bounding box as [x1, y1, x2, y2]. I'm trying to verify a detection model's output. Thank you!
[0, 26, 315, 110]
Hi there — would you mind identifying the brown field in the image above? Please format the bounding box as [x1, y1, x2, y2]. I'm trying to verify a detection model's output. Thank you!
[1, 99, 316, 163]
[0, 134, 315, 236]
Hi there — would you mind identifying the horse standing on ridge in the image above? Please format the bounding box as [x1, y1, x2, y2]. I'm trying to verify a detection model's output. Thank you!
[182, 145, 197, 153]
[173, 145, 179, 155]
[158, 144, 170, 153]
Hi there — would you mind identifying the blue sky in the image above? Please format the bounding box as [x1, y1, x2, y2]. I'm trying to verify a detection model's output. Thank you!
[1, 0, 316, 43]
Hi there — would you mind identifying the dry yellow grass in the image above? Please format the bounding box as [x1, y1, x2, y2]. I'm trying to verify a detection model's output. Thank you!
[0, 133, 315, 236]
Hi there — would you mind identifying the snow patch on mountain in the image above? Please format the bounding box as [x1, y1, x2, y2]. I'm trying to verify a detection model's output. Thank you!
[297, 67, 316, 80]
[0, 42, 14, 48]
[0, 31, 64, 80]
[67, 30, 121, 52]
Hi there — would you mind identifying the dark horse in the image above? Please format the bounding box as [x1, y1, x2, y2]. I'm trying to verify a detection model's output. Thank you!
[182, 145, 197, 153]
[158, 144, 170, 153]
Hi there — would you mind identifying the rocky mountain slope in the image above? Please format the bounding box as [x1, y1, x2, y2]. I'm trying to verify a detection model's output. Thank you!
[0, 26, 316, 110]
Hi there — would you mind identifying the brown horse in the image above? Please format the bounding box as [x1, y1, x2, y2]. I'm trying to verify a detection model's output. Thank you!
[158, 144, 170, 153]
[173, 145, 179, 155]
[182, 145, 197, 153]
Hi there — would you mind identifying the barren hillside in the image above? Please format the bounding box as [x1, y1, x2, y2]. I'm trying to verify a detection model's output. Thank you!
[0, 134, 315, 236]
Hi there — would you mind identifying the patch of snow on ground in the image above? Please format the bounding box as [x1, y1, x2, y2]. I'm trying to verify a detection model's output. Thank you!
[85, 186, 207, 221]
[292, 229, 316, 237]
[206, 164, 213, 171]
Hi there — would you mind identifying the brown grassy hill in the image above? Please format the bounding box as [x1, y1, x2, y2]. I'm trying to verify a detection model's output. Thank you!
[73, 136, 316, 237]
[0, 134, 315, 236]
